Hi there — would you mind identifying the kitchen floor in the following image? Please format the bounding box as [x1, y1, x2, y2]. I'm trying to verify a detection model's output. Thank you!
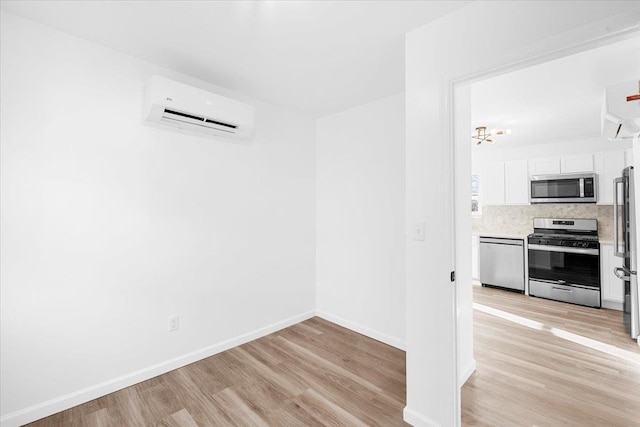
[463, 285, 640, 426]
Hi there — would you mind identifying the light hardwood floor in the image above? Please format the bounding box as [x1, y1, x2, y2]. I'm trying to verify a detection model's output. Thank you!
[26, 317, 408, 426]
[27, 287, 640, 426]
[463, 285, 640, 426]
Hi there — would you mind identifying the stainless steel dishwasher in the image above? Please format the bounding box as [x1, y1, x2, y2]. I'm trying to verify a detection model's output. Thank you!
[479, 236, 525, 292]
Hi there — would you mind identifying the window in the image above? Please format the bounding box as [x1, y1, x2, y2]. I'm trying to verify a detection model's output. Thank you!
[471, 175, 482, 217]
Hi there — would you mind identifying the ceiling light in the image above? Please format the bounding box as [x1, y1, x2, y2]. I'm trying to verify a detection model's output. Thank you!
[472, 126, 511, 145]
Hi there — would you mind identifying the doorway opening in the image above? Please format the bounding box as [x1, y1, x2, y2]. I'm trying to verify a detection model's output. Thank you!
[453, 33, 640, 425]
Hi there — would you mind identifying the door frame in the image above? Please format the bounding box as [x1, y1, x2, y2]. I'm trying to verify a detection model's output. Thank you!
[450, 22, 640, 425]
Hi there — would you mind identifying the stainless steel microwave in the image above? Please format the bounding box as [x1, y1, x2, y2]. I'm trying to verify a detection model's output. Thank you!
[529, 173, 597, 203]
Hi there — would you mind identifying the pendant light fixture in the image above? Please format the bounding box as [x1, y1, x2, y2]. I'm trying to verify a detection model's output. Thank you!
[473, 126, 511, 145]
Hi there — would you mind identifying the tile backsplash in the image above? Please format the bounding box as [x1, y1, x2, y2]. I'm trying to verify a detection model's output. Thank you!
[473, 204, 615, 241]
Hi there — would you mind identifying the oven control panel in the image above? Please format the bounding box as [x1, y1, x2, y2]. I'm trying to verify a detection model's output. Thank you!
[527, 236, 599, 249]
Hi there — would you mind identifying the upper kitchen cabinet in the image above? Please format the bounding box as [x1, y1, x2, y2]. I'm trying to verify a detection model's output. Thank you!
[595, 150, 625, 204]
[625, 148, 634, 167]
[504, 160, 529, 204]
[484, 162, 505, 204]
[481, 150, 629, 206]
[561, 154, 594, 173]
[529, 157, 560, 175]
[528, 154, 595, 176]
[483, 161, 528, 205]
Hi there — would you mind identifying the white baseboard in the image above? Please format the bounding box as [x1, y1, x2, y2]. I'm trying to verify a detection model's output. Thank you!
[315, 310, 406, 351]
[459, 358, 476, 386]
[0, 310, 315, 427]
[403, 406, 439, 427]
[601, 299, 623, 311]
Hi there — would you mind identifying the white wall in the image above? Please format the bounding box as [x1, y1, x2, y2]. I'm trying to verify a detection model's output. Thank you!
[316, 93, 406, 349]
[405, 1, 640, 426]
[0, 12, 316, 425]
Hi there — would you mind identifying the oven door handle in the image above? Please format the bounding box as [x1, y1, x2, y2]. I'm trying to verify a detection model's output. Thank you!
[528, 244, 599, 255]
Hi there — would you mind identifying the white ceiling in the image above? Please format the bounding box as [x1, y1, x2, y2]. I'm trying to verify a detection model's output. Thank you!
[471, 35, 640, 147]
[0, 0, 470, 118]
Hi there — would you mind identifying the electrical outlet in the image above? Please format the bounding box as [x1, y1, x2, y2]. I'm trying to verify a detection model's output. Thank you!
[168, 315, 179, 332]
[413, 222, 425, 241]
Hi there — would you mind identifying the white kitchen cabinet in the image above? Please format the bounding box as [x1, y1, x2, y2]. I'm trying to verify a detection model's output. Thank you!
[561, 154, 594, 173]
[600, 244, 624, 310]
[625, 148, 634, 167]
[595, 150, 625, 204]
[471, 235, 479, 280]
[505, 160, 529, 204]
[484, 162, 505, 205]
[483, 161, 528, 205]
[529, 157, 560, 176]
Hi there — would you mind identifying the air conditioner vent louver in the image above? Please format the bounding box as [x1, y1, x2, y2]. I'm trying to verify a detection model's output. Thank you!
[161, 109, 239, 134]
[164, 108, 205, 122]
[144, 76, 253, 139]
[205, 118, 237, 129]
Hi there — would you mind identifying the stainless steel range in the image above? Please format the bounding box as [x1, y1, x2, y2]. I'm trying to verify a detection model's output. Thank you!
[527, 218, 601, 308]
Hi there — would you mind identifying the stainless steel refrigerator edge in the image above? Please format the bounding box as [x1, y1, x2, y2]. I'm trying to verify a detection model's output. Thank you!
[613, 166, 640, 340]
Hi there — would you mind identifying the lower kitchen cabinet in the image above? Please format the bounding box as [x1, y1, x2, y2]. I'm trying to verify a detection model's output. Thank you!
[600, 243, 624, 310]
[472, 235, 479, 280]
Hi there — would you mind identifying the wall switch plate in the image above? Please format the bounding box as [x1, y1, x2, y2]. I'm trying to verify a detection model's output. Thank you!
[413, 222, 425, 241]
[168, 315, 179, 332]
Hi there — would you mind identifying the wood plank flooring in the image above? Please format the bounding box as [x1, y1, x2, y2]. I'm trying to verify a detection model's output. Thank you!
[26, 286, 640, 426]
[463, 285, 640, 426]
[26, 317, 408, 426]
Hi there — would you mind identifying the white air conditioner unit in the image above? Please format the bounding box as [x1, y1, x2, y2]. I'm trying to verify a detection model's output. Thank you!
[602, 79, 640, 140]
[144, 75, 254, 139]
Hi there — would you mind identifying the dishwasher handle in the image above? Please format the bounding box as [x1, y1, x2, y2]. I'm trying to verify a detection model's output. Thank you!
[479, 237, 523, 246]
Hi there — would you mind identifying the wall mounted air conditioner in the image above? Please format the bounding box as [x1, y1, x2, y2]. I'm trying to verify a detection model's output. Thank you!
[602, 79, 640, 140]
[144, 75, 254, 139]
